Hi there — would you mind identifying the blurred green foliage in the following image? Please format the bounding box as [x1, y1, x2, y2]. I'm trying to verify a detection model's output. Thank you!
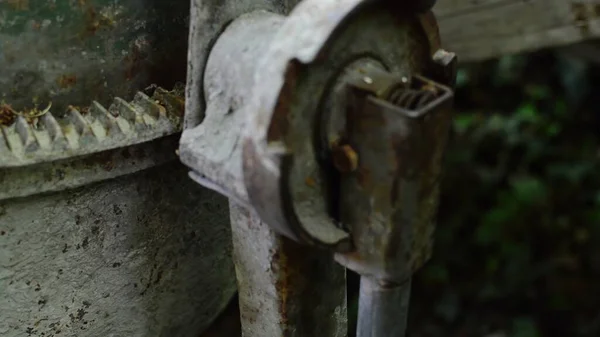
[409, 52, 600, 337]
[348, 51, 600, 337]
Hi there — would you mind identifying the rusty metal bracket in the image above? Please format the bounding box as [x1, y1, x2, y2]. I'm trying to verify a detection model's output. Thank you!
[180, 0, 455, 336]
[335, 67, 454, 337]
[334, 67, 454, 282]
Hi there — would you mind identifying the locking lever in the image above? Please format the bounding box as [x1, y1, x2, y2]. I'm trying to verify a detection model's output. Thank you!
[333, 66, 454, 337]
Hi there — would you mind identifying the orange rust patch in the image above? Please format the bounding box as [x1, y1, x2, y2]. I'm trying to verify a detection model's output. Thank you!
[57, 74, 77, 89]
[67, 105, 89, 115]
[267, 60, 299, 142]
[332, 144, 359, 173]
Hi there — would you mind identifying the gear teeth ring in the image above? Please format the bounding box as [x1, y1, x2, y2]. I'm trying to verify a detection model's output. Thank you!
[0, 85, 184, 168]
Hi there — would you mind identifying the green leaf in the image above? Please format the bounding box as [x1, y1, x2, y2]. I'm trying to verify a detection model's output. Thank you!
[545, 123, 561, 137]
[553, 99, 567, 116]
[547, 163, 593, 183]
[511, 317, 540, 337]
[515, 103, 540, 123]
[486, 114, 507, 131]
[453, 114, 475, 134]
[510, 177, 547, 204]
[525, 85, 550, 100]
[476, 211, 507, 245]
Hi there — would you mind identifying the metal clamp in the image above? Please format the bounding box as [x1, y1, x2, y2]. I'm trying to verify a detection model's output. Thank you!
[179, 0, 456, 336]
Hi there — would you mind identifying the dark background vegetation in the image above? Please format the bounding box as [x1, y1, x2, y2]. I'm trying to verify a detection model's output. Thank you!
[373, 50, 599, 337]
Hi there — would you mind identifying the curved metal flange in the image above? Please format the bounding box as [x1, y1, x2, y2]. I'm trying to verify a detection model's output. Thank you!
[243, 0, 447, 250]
[183, 0, 301, 129]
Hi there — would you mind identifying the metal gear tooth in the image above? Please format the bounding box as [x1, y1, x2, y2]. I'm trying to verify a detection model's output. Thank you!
[88, 101, 113, 126]
[40, 113, 65, 142]
[87, 101, 126, 141]
[67, 107, 93, 137]
[133, 91, 163, 120]
[15, 116, 39, 152]
[152, 87, 184, 120]
[30, 120, 52, 151]
[65, 107, 100, 149]
[40, 113, 69, 152]
[2, 121, 23, 155]
[109, 97, 144, 127]
[0, 125, 11, 155]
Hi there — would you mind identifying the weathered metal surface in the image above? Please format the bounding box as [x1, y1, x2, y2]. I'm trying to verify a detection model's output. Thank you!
[435, 0, 600, 62]
[244, 1, 444, 250]
[181, 11, 286, 206]
[0, 0, 189, 114]
[1, 1, 238, 336]
[184, 0, 301, 128]
[334, 69, 454, 282]
[183, 11, 348, 337]
[336, 69, 453, 337]
[356, 278, 412, 337]
[181, 1, 455, 336]
[0, 162, 236, 337]
[230, 204, 347, 337]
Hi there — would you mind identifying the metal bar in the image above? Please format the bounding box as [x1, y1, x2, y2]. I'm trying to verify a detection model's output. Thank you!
[356, 277, 412, 337]
[229, 203, 348, 337]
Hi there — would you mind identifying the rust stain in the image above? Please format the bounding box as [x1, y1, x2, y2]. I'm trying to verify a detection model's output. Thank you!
[267, 60, 300, 142]
[332, 144, 359, 173]
[305, 176, 316, 187]
[67, 105, 89, 115]
[0, 103, 17, 126]
[82, 6, 115, 37]
[124, 38, 150, 81]
[57, 75, 77, 89]
[274, 248, 290, 327]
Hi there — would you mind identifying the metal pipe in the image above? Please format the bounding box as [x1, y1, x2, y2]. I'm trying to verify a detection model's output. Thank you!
[356, 277, 412, 337]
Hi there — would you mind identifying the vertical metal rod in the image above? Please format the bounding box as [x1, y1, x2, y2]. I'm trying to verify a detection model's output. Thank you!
[229, 203, 348, 337]
[356, 277, 412, 337]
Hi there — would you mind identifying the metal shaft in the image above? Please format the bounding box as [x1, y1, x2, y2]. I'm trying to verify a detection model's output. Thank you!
[356, 277, 412, 337]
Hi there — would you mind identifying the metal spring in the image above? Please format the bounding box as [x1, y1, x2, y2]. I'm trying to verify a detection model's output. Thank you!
[387, 85, 439, 110]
